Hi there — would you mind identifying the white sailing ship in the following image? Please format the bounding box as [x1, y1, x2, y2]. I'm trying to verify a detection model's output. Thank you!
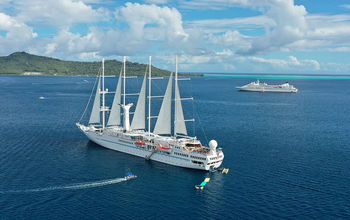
[76, 56, 224, 170]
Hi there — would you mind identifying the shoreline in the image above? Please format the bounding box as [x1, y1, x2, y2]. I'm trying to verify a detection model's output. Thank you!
[0, 73, 204, 77]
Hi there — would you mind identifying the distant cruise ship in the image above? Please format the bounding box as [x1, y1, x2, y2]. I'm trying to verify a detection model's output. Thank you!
[236, 80, 298, 93]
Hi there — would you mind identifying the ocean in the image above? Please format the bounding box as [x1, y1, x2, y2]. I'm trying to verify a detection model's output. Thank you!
[0, 75, 350, 219]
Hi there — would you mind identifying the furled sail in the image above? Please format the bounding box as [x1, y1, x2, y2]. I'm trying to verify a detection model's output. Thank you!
[153, 74, 173, 135]
[107, 72, 122, 126]
[131, 73, 146, 130]
[174, 79, 187, 135]
[89, 76, 101, 124]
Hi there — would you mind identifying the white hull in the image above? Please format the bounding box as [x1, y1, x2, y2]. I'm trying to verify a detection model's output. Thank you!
[236, 80, 298, 93]
[236, 87, 298, 93]
[83, 130, 223, 171]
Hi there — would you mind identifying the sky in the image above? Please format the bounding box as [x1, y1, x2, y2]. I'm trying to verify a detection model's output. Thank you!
[1, 0, 350, 74]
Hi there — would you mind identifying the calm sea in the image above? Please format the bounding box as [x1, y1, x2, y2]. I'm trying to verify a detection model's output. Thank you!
[0, 75, 350, 219]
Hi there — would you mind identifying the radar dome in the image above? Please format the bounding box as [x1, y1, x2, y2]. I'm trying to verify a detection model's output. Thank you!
[209, 140, 218, 150]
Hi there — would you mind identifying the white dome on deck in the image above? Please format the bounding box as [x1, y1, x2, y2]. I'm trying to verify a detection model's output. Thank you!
[209, 140, 218, 151]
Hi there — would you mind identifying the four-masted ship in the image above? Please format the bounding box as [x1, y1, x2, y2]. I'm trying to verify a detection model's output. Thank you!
[76, 56, 224, 170]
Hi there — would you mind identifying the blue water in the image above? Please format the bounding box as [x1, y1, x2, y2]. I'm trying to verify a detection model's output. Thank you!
[1, 75, 350, 219]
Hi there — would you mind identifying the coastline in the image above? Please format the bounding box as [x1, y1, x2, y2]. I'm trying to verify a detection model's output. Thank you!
[0, 73, 203, 77]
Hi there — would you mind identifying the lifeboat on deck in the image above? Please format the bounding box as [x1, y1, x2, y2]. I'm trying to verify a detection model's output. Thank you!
[135, 141, 145, 146]
[157, 145, 171, 151]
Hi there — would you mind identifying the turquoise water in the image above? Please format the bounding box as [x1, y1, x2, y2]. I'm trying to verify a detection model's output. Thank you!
[205, 73, 350, 80]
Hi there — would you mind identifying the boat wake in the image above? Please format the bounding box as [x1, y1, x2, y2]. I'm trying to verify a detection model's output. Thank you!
[0, 177, 127, 194]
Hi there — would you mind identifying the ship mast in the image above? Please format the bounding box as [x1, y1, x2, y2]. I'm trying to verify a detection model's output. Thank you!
[102, 58, 105, 130]
[123, 56, 126, 106]
[148, 56, 151, 136]
[174, 55, 177, 137]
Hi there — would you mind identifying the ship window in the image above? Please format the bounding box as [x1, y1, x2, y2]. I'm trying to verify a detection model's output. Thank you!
[191, 160, 204, 165]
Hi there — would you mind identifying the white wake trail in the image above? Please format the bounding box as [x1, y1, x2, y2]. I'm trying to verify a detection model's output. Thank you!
[0, 177, 127, 194]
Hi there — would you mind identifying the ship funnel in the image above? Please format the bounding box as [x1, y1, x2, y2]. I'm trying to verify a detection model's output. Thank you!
[121, 103, 133, 132]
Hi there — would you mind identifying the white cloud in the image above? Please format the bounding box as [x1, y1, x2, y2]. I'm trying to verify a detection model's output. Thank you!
[40, 3, 188, 57]
[116, 3, 188, 43]
[247, 55, 320, 71]
[157, 51, 322, 73]
[209, 30, 252, 50]
[178, 0, 309, 55]
[182, 0, 350, 58]
[0, 12, 37, 54]
[237, 0, 308, 55]
[44, 28, 100, 56]
[185, 16, 274, 33]
[14, 0, 109, 26]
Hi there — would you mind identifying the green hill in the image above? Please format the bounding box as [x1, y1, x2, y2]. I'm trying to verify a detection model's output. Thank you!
[0, 52, 193, 76]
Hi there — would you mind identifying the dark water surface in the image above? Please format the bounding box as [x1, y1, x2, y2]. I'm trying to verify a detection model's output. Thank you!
[0, 76, 350, 219]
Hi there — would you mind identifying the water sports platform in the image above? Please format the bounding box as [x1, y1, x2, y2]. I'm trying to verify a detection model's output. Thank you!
[195, 178, 210, 190]
[195, 168, 229, 191]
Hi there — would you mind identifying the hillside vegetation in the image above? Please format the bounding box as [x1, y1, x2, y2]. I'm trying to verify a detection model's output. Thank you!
[0, 52, 194, 76]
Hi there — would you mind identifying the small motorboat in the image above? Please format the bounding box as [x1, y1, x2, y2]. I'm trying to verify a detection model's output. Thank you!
[125, 172, 137, 180]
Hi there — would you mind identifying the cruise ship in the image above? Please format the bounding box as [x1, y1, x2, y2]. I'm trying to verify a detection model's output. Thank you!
[236, 80, 298, 93]
[76, 56, 224, 171]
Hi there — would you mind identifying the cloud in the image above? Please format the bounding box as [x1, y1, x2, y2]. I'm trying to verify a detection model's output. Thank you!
[0, 13, 37, 54]
[40, 3, 188, 57]
[182, 0, 350, 58]
[14, 0, 109, 26]
[209, 30, 252, 50]
[237, 0, 308, 55]
[116, 3, 188, 43]
[157, 50, 322, 73]
[179, 0, 309, 55]
[247, 55, 320, 72]
[185, 16, 274, 33]
[44, 28, 100, 56]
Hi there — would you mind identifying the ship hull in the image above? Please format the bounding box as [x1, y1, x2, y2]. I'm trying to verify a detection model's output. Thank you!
[83, 130, 222, 171]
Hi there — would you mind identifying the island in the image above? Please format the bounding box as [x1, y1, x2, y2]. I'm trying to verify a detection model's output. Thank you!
[0, 52, 202, 77]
